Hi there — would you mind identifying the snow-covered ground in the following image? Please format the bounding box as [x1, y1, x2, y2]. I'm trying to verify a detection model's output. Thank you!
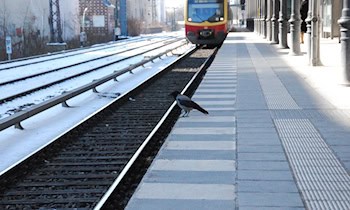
[0, 37, 187, 119]
[0, 31, 194, 175]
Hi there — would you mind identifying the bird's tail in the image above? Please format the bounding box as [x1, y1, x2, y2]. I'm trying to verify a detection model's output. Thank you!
[193, 103, 209, 115]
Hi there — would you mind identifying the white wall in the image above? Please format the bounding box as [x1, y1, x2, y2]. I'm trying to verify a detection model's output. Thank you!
[0, 0, 79, 41]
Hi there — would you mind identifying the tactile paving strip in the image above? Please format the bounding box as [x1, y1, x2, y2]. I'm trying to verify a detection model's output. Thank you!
[274, 119, 350, 210]
[247, 44, 301, 110]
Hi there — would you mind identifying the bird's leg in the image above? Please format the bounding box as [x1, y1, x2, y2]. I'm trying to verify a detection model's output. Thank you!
[184, 111, 190, 117]
[181, 111, 188, 117]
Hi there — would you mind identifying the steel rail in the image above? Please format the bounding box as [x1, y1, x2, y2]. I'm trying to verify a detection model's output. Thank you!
[0, 43, 193, 132]
[94, 46, 218, 209]
[0, 36, 145, 70]
[0, 38, 182, 86]
[0, 40, 186, 105]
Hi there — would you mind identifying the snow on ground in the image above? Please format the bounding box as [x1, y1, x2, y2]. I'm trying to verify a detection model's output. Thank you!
[0, 31, 193, 174]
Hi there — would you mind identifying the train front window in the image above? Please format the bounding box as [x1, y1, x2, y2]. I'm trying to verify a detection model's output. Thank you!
[187, 0, 224, 23]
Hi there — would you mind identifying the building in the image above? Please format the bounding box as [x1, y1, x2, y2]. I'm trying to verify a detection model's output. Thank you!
[0, 0, 180, 60]
[0, 0, 80, 60]
[79, 0, 116, 40]
[127, 0, 165, 33]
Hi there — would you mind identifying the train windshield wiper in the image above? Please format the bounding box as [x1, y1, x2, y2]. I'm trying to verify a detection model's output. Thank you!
[207, 13, 222, 22]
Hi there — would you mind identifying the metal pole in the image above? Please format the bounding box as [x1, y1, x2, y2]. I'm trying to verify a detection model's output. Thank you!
[173, 7, 176, 31]
[82, 7, 88, 33]
[310, 0, 321, 65]
[278, 0, 288, 48]
[115, 0, 119, 41]
[289, 0, 301, 55]
[80, 7, 88, 47]
[338, 0, 350, 84]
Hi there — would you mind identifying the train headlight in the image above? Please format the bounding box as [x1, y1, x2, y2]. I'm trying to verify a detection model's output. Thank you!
[188, 18, 192, 22]
[220, 17, 224, 21]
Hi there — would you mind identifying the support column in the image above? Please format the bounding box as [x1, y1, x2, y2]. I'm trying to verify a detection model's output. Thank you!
[278, 0, 288, 48]
[266, 0, 272, 41]
[338, 0, 350, 84]
[255, 0, 260, 34]
[271, 0, 279, 44]
[306, 0, 312, 61]
[288, 0, 301, 55]
[260, 0, 265, 37]
[310, 0, 321, 65]
[256, 0, 260, 34]
[263, 0, 267, 38]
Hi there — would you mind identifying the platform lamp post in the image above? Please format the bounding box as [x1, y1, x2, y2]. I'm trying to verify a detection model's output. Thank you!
[82, 8, 88, 32]
[338, 0, 350, 84]
[80, 7, 88, 47]
[114, 0, 121, 40]
[172, 7, 177, 31]
[166, 7, 177, 31]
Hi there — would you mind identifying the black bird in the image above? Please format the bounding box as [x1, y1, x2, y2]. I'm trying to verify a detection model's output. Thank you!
[169, 91, 209, 117]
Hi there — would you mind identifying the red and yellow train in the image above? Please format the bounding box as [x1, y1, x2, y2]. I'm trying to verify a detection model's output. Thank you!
[184, 0, 233, 46]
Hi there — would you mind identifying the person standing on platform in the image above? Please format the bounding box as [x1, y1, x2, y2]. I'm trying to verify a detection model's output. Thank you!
[300, 0, 308, 44]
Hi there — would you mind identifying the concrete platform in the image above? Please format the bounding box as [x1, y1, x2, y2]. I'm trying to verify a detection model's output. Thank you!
[126, 32, 350, 210]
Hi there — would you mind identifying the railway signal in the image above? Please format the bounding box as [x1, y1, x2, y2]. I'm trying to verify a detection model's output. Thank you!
[5, 36, 12, 60]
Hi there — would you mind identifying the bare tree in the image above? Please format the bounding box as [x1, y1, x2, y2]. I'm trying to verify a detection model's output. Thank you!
[128, 17, 142, 36]
[0, 1, 9, 61]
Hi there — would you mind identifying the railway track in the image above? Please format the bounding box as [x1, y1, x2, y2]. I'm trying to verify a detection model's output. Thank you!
[0, 38, 185, 105]
[0, 35, 172, 71]
[0, 48, 217, 209]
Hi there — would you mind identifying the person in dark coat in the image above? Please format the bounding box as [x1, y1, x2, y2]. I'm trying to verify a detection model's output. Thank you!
[300, 0, 308, 43]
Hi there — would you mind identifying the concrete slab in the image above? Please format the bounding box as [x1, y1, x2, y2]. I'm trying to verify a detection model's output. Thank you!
[238, 160, 291, 170]
[171, 127, 235, 135]
[238, 192, 304, 207]
[143, 170, 235, 184]
[238, 170, 294, 181]
[157, 150, 236, 160]
[126, 199, 235, 210]
[133, 183, 235, 200]
[167, 134, 235, 141]
[238, 180, 300, 193]
[164, 141, 235, 150]
[150, 159, 235, 171]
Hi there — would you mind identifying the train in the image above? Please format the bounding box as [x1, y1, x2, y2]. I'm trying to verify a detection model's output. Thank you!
[184, 0, 233, 46]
